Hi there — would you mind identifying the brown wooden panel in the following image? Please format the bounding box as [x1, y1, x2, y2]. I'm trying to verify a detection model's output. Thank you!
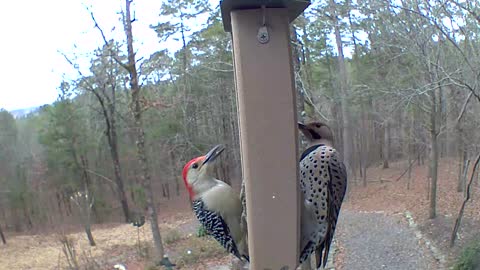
[231, 8, 300, 269]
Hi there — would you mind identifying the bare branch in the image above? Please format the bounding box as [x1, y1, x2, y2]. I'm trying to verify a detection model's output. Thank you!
[390, 3, 476, 73]
[294, 69, 330, 122]
[88, 10, 130, 71]
[450, 152, 480, 247]
[89, 11, 109, 46]
[84, 169, 115, 185]
[448, 0, 480, 25]
[455, 91, 473, 127]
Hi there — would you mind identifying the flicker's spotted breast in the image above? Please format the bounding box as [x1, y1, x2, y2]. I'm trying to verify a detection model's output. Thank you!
[299, 144, 347, 266]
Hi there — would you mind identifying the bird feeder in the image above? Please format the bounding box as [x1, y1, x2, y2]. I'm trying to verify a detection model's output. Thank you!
[220, 1, 310, 269]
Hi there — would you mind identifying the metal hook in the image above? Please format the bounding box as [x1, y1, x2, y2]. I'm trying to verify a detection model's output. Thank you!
[262, 5, 266, 26]
[257, 5, 269, 44]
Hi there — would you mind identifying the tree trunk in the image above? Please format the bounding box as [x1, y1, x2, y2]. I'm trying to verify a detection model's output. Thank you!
[85, 225, 96, 246]
[407, 154, 412, 190]
[457, 149, 467, 192]
[22, 201, 33, 230]
[407, 112, 414, 189]
[450, 153, 480, 247]
[162, 183, 170, 200]
[219, 75, 233, 184]
[427, 165, 431, 200]
[362, 103, 370, 186]
[169, 150, 180, 196]
[407, 144, 412, 190]
[417, 144, 421, 166]
[351, 131, 359, 182]
[301, 17, 313, 92]
[124, 0, 164, 262]
[330, 0, 353, 178]
[90, 82, 131, 223]
[110, 125, 131, 222]
[359, 122, 368, 187]
[438, 85, 446, 158]
[0, 224, 6, 244]
[65, 192, 72, 216]
[162, 184, 168, 198]
[291, 25, 307, 122]
[180, 13, 196, 145]
[429, 90, 439, 219]
[79, 155, 98, 222]
[477, 167, 480, 186]
[462, 160, 470, 198]
[165, 183, 170, 199]
[383, 121, 390, 169]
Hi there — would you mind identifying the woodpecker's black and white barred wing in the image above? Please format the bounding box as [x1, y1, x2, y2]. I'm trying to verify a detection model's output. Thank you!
[316, 149, 347, 269]
[192, 200, 242, 260]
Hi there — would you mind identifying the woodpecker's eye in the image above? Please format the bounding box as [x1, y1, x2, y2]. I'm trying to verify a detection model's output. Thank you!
[316, 124, 321, 128]
[192, 163, 198, 169]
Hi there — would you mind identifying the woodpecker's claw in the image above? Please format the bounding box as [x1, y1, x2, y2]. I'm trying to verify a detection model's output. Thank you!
[203, 144, 225, 165]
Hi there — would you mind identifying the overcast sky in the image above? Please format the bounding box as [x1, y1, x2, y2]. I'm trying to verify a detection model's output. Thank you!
[0, 0, 213, 111]
[2, 1, 358, 112]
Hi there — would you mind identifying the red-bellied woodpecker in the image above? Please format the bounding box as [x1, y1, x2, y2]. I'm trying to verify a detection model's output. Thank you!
[182, 144, 249, 262]
[298, 121, 347, 269]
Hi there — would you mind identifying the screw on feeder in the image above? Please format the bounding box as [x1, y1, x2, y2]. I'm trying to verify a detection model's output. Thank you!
[257, 5, 269, 44]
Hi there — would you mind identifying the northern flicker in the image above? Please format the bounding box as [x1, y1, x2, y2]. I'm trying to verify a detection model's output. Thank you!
[297, 121, 347, 269]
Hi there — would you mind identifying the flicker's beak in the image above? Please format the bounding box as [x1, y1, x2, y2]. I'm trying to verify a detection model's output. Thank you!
[298, 122, 307, 131]
[298, 122, 313, 139]
[202, 144, 225, 165]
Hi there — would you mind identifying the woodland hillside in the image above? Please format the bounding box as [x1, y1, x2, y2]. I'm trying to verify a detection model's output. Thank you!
[1, 0, 480, 269]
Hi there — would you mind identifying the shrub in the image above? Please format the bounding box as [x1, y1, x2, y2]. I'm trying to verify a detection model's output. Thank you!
[196, 225, 208, 238]
[164, 229, 182, 244]
[454, 238, 480, 270]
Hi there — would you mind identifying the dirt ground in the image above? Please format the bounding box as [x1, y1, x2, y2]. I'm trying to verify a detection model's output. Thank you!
[335, 209, 440, 270]
[1, 158, 478, 269]
[338, 158, 480, 268]
[0, 195, 207, 270]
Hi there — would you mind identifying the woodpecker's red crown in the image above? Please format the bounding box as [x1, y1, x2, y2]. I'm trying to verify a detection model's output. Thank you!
[182, 156, 203, 198]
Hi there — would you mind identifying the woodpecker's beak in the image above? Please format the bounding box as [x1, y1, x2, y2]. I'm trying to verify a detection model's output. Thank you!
[202, 144, 225, 165]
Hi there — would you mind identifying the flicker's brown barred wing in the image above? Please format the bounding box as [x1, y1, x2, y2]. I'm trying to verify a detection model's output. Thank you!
[316, 149, 347, 269]
[299, 145, 330, 263]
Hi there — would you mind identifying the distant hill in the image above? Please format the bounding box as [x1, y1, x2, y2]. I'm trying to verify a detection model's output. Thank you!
[10, 106, 41, 118]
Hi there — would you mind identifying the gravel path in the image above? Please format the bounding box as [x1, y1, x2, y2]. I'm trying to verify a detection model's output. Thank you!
[335, 210, 440, 270]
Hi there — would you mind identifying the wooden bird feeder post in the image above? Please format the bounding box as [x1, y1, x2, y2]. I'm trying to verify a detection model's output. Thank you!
[220, 1, 310, 269]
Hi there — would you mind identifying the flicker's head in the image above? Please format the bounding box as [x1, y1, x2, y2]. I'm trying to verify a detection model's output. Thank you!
[298, 121, 334, 144]
[182, 144, 224, 199]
